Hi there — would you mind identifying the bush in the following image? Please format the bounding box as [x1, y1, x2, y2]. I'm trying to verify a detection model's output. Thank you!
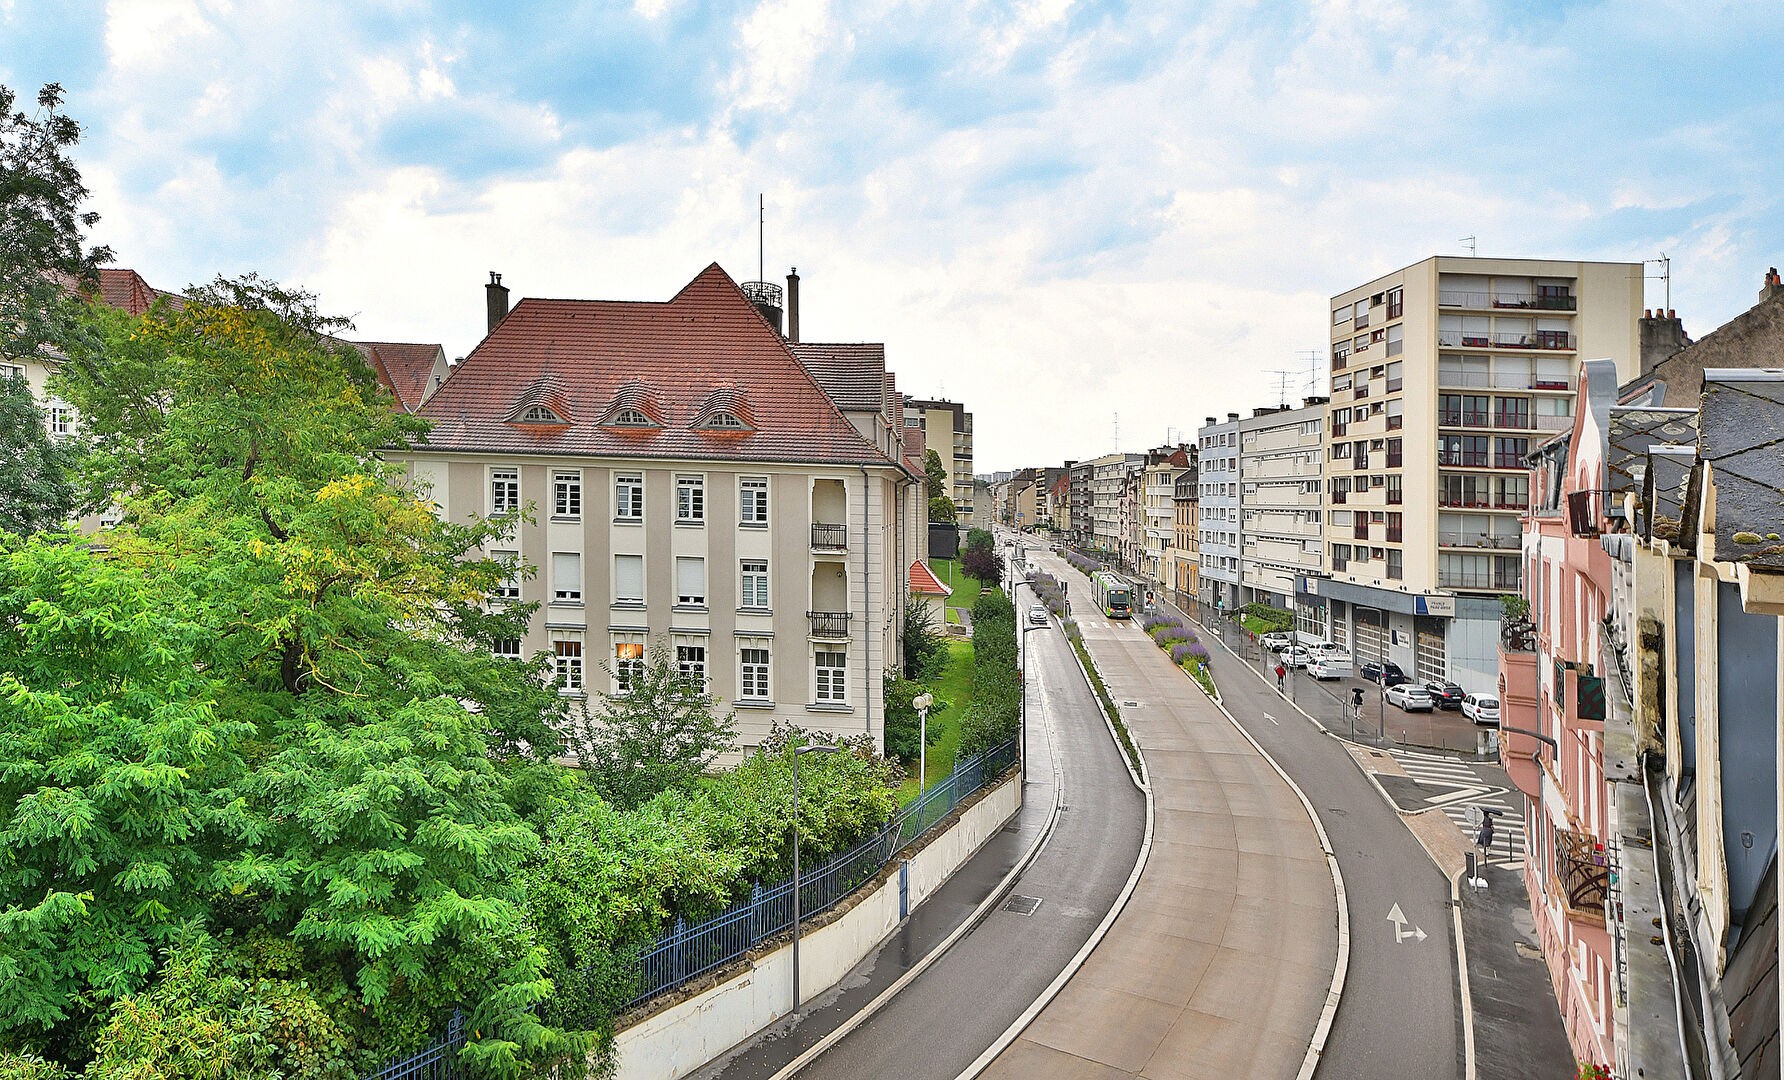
[902, 594, 947, 679]
[883, 672, 945, 763]
[960, 590, 1020, 756]
[961, 545, 1004, 583]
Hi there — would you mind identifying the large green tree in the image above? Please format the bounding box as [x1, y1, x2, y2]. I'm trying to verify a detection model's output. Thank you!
[0, 377, 74, 535]
[922, 448, 947, 500]
[569, 640, 738, 811]
[6, 285, 582, 1074]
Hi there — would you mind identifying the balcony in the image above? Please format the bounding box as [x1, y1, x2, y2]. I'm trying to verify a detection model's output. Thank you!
[1439, 531, 1523, 549]
[1353, 519, 1370, 540]
[1331, 489, 1348, 504]
[810, 522, 848, 549]
[1556, 829, 1610, 922]
[807, 610, 853, 638]
[1441, 410, 1491, 427]
[1438, 289, 1576, 311]
[1386, 525, 1403, 543]
[1353, 455, 1370, 471]
[1533, 414, 1571, 431]
[1493, 454, 1527, 470]
[1332, 422, 1348, 437]
[1438, 450, 1491, 468]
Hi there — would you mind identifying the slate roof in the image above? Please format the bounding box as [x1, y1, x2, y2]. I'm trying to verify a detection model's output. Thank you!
[1606, 407, 1697, 494]
[354, 341, 443, 413]
[909, 560, 952, 596]
[1699, 368, 1784, 570]
[414, 264, 899, 468]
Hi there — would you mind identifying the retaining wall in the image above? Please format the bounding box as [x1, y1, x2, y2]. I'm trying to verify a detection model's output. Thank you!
[613, 771, 1022, 1080]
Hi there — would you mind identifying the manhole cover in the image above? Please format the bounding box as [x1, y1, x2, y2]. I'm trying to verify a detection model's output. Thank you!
[1004, 894, 1043, 917]
[1122, 701, 1139, 708]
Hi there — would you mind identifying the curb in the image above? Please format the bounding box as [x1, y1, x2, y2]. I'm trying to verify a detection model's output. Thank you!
[1198, 608, 1475, 1080]
[765, 741, 1064, 1079]
[951, 624, 1154, 1080]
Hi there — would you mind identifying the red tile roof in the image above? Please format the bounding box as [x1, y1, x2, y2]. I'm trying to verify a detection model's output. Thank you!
[95, 268, 183, 315]
[909, 560, 952, 596]
[354, 341, 445, 413]
[414, 264, 900, 467]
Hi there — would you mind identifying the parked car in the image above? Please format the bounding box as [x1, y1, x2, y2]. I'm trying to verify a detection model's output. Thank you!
[1306, 653, 1354, 680]
[1028, 604, 1049, 626]
[1462, 693, 1501, 725]
[1259, 632, 1293, 652]
[1360, 659, 1412, 687]
[1279, 645, 1313, 669]
[1423, 680, 1465, 710]
[1385, 683, 1435, 712]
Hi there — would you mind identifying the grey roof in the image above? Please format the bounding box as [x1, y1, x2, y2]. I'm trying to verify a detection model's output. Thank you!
[1699, 368, 1784, 570]
[791, 342, 889, 413]
[1642, 446, 1697, 545]
[1607, 407, 1698, 494]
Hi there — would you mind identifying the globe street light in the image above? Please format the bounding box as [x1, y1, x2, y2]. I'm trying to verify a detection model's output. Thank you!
[791, 742, 840, 1016]
[912, 692, 934, 799]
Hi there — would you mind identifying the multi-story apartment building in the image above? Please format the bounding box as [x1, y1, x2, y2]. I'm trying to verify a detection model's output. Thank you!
[1316, 256, 1642, 687]
[1501, 274, 1784, 1080]
[1168, 457, 1200, 608]
[1198, 413, 1242, 611]
[1237, 401, 1328, 624]
[906, 396, 975, 527]
[1141, 446, 1192, 585]
[1068, 460, 1093, 546]
[395, 264, 922, 753]
[1087, 452, 1144, 557]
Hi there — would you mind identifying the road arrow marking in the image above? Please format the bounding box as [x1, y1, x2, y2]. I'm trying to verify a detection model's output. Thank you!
[1387, 903, 1428, 943]
[1410, 775, 1503, 808]
[1263, 712, 1278, 725]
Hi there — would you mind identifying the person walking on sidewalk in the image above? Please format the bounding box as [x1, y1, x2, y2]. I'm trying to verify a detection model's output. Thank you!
[1476, 814, 1496, 858]
[1275, 662, 1287, 691]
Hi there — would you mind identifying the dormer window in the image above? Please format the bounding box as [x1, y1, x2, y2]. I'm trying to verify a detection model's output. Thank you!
[521, 404, 566, 424]
[703, 411, 747, 429]
[611, 408, 655, 426]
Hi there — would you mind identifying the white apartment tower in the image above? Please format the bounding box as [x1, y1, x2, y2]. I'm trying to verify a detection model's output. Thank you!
[1197, 413, 1242, 611]
[1315, 256, 1642, 688]
[1236, 399, 1328, 630]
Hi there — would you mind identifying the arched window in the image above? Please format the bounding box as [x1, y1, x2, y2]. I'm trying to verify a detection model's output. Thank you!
[611, 408, 654, 426]
[520, 404, 565, 423]
[703, 411, 747, 429]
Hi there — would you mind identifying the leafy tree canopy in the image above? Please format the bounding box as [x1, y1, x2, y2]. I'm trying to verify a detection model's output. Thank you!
[569, 640, 738, 811]
[927, 493, 956, 524]
[0, 377, 74, 535]
[922, 448, 946, 501]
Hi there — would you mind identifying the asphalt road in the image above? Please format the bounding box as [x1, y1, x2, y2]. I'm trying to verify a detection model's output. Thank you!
[1192, 618, 1463, 1079]
[697, 584, 1147, 1080]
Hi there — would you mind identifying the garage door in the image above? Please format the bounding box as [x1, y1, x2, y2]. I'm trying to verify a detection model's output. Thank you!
[1353, 610, 1385, 660]
[1415, 627, 1447, 682]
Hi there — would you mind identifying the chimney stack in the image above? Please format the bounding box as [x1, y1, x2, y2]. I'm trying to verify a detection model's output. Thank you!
[1764, 266, 1783, 303]
[1639, 306, 1691, 376]
[785, 267, 801, 342]
[486, 272, 510, 334]
[1227, 412, 1239, 422]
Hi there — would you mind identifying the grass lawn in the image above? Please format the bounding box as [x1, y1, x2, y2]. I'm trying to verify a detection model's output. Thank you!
[896, 638, 974, 804]
[930, 557, 983, 614]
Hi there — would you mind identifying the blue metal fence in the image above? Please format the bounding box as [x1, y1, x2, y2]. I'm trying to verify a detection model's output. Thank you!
[626, 737, 1018, 1008]
[359, 737, 1018, 1079]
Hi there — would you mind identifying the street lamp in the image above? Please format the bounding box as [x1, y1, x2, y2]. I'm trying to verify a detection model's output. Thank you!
[912, 692, 934, 798]
[791, 741, 841, 1016]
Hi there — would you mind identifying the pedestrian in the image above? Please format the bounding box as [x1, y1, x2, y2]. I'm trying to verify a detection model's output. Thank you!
[1275, 662, 1287, 690]
[1476, 816, 1495, 855]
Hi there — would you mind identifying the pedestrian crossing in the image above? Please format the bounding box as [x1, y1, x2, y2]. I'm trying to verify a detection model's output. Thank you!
[1385, 747, 1528, 869]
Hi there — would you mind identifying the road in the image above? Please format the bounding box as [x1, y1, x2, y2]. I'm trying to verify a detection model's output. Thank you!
[694, 576, 1146, 1080]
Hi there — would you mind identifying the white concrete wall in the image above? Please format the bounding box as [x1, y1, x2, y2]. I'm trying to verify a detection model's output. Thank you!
[614, 772, 1022, 1080]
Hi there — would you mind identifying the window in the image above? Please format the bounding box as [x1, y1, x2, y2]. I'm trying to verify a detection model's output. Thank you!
[552, 552, 582, 602]
[675, 637, 708, 692]
[740, 477, 769, 524]
[615, 474, 643, 521]
[493, 638, 522, 660]
[553, 636, 584, 691]
[1495, 437, 1530, 468]
[676, 475, 705, 523]
[740, 559, 770, 609]
[553, 470, 582, 518]
[614, 554, 643, 605]
[0, 362, 22, 380]
[47, 403, 73, 437]
[704, 412, 747, 429]
[1387, 474, 1404, 505]
[1333, 307, 1351, 326]
[1387, 287, 1403, 319]
[611, 408, 653, 426]
[815, 649, 848, 703]
[739, 640, 771, 701]
[1497, 475, 1530, 510]
[1332, 543, 1351, 571]
[612, 636, 645, 693]
[522, 404, 565, 423]
[675, 557, 706, 607]
[491, 469, 520, 514]
[492, 549, 521, 601]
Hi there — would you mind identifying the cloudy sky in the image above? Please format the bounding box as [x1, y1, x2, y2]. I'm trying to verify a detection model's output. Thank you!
[5, 1, 1779, 471]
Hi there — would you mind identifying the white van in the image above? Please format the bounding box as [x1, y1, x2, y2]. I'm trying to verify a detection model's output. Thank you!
[1306, 653, 1354, 680]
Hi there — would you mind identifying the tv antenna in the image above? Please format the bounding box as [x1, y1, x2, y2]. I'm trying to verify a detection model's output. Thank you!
[1646, 252, 1672, 312]
[1298, 349, 1326, 395]
[1262, 369, 1296, 408]
[1460, 235, 1477, 257]
[1113, 412, 1120, 453]
[757, 193, 765, 283]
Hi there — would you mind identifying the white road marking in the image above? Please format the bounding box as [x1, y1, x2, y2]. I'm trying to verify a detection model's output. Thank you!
[1387, 902, 1428, 943]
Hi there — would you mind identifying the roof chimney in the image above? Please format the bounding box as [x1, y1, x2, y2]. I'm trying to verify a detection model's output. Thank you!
[486, 272, 509, 333]
[1639, 306, 1691, 376]
[1227, 412, 1239, 422]
[785, 267, 801, 343]
[1204, 416, 1216, 426]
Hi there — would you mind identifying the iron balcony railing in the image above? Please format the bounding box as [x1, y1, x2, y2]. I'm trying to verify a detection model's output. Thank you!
[1438, 289, 1576, 310]
[740, 280, 784, 306]
[807, 610, 853, 637]
[810, 522, 848, 549]
[1441, 411, 1492, 427]
[1438, 531, 1522, 549]
[1557, 829, 1611, 919]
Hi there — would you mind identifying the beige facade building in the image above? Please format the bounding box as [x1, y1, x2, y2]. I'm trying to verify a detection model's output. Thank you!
[1086, 452, 1144, 556]
[1237, 401, 1327, 617]
[394, 265, 923, 753]
[1315, 256, 1643, 688]
[906, 397, 975, 527]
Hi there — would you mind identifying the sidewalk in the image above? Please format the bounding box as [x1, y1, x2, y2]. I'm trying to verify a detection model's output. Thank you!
[1461, 863, 1578, 1080]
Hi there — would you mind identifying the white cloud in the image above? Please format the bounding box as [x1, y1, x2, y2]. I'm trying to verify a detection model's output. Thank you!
[725, 0, 838, 114]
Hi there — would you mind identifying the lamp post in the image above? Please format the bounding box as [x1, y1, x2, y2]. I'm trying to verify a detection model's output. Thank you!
[1011, 579, 1044, 784]
[912, 692, 934, 798]
[791, 742, 840, 1016]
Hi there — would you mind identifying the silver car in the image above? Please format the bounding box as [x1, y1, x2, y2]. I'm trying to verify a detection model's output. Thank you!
[1385, 683, 1435, 712]
[1028, 604, 1049, 626]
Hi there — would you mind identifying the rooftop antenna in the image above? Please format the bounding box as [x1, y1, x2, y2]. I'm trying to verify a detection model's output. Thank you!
[1460, 235, 1477, 257]
[1113, 412, 1120, 453]
[1298, 349, 1325, 395]
[1262, 369, 1295, 409]
[1646, 252, 1672, 312]
[757, 193, 765, 283]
